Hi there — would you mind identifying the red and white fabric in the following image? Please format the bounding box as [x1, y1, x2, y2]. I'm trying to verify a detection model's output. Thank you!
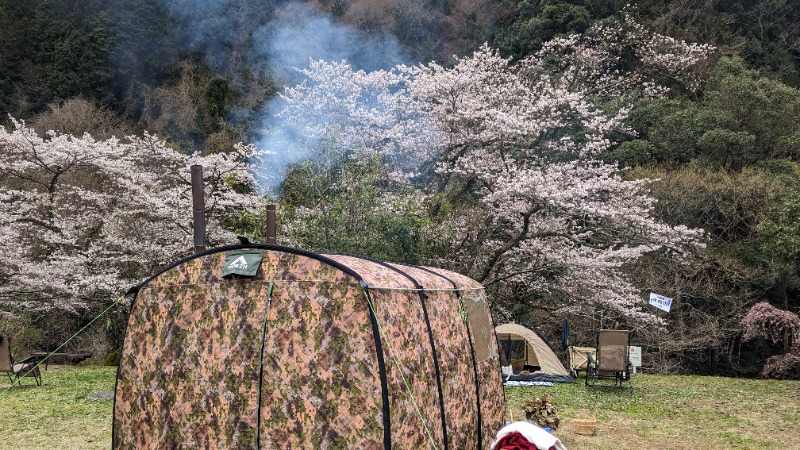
[490, 421, 568, 450]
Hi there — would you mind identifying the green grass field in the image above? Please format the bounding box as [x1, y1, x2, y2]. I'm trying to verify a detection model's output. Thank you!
[506, 374, 800, 449]
[2, 366, 799, 449]
[1, 366, 115, 449]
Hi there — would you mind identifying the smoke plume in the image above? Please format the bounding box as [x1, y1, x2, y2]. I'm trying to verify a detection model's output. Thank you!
[252, 3, 411, 192]
[142, 0, 413, 192]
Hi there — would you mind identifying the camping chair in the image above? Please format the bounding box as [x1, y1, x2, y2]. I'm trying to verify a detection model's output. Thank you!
[0, 335, 42, 386]
[585, 329, 632, 395]
[568, 345, 596, 378]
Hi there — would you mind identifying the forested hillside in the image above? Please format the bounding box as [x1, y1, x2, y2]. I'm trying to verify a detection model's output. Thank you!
[1, 0, 799, 378]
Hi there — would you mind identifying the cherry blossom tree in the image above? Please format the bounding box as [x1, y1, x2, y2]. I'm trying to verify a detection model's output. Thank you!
[409, 42, 707, 321]
[742, 302, 800, 378]
[267, 15, 712, 322]
[0, 120, 264, 315]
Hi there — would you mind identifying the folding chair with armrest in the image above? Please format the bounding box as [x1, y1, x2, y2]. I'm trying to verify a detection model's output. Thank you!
[0, 335, 42, 386]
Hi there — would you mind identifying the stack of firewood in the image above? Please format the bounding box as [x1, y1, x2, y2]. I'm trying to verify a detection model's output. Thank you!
[523, 393, 560, 430]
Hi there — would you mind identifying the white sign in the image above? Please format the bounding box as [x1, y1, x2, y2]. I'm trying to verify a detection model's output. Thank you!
[628, 346, 642, 367]
[649, 292, 673, 312]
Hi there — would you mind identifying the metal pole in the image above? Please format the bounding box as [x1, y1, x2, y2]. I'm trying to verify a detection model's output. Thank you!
[656, 307, 661, 373]
[191, 165, 206, 253]
[266, 204, 276, 245]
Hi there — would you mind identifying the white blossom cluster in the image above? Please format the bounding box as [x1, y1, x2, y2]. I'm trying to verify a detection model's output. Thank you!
[535, 13, 715, 98]
[0, 120, 264, 314]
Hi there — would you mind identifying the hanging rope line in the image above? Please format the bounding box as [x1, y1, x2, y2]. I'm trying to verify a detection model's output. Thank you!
[4, 294, 127, 391]
[362, 287, 440, 450]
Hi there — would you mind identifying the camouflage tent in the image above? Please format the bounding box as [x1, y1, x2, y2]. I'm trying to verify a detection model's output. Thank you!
[113, 244, 505, 449]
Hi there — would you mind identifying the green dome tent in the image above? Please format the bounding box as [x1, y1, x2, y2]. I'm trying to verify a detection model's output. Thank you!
[113, 244, 505, 449]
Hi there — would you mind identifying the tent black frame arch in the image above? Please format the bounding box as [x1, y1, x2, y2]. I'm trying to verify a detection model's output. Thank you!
[125, 243, 365, 296]
[411, 265, 485, 450]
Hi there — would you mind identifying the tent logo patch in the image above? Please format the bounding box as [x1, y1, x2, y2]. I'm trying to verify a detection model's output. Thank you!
[222, 250, 264, 278]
